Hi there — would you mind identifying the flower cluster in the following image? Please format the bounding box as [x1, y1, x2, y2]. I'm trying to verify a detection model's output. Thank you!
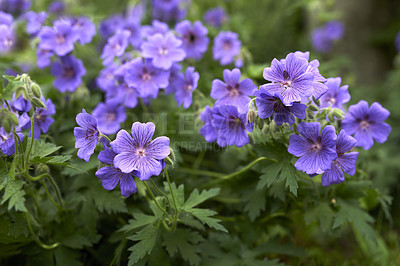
[74, 109, 170, 197]
[312, 20, 345, 53]
[199, 51, 391, 186]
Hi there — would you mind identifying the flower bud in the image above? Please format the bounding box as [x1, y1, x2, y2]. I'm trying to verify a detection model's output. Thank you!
[2, 118, 11, 133]
[165, 156, 174, 166]
[168, 148, 175, 162]
[312, 96, 321, 106]
[308, 105, 319, 112]
[9, 112, 19, 126]
[31, 97, 46, 109]
[15, 86, 28, 99]
[332, 108, 344, 119]
[246, 110, 256, 124]
[35, 164, 50, 175]
[328, 112, 335, 122]
[31, 83, 42, 98]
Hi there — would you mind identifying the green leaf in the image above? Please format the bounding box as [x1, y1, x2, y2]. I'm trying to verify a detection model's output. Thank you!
[89, 185, 128, 214]
[28, 139, 62, 160]
[30, 155, 72, 166]
[0, 177, 27, 212]
[243, 188, 266, 221]
[163, 182, 185, 208]
[162, 228, 204, 266]
[278, 160, 299, 197]
[182, 188, 220, 210]
[257, 163, 283, 190]
[333, 200, 376, 242]
[8, 213, 29, 238]
[53, 247, 83, 266]
[119, 212, 157, 234]
[127, 225, 158, 266]
[188, 208, 228, 233]
[1, 75, 24, 100]
[304, 202, 335, 233]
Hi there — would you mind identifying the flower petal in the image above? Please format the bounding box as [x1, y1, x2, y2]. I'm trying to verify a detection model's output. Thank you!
[131, 122, 155, 147]
[321, 163, 344, 187]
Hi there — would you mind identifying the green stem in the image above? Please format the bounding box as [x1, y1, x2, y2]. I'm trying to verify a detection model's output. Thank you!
[41, 180, 64, 211]
[140, 99, 153, 122]
[280, 126, 287, 140]
[24, 172, 50, 181]
[205, 157, 278, 187]
[47, 175, 64, 208]
[100, 133, 112, 143]
[150, 179, 171, 212]
[109, 239, 127, 266]
[143, 181, 169, 217]
[177, 167, 225, 178]
[25, 212, 59, 250]
[165, 169, 178, 215]
[25, 116, 35, 168]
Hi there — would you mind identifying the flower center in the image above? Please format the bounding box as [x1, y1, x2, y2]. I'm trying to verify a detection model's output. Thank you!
[360, 120, 370, 130]
[159, 47, 168, 55]
[56, 34, 65, 44]
[184, 84, 193, 91]
[310, 143, 322, 151]
[4, 38, 13, 47]
[85, 128, 97, 140]
[106, 112, 116, 121]
[223, 41, 232, 50]
[142, 73, 151, 81]
[64, 67, 75, 78]
[187, 32, 196, 43]
[112, 43, 121, 51]
[137, 148, 146, 157]
[228, 116, 242, 129]
[227, 84, 240, 96]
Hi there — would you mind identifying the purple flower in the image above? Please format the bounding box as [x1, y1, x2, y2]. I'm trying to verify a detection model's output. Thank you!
[200, 106, 217, 143]
[121, 58, 169, 98]
[92, 102, 126, 135]
[51, 55, 86, 93]
[141, 32, 186, 70]
[175, 20, 209, 60]
[312, 21, 344, 53]
[204, 7, 227, 27]
[69, 16, 96, 45]
[254, 88, 307, 126]
[99, 14, 125, 39]
[211, 68, 256, 113]
[288, 122, 337, 175]
[213, 31, 241, 66]
[11, 95, 31, 112]
[96, 146, 138, 197]
[174, 66, 199, 109]
[153, 0, 179, 11]
[74, 109, 100, 162]
[0, 127, 24, 156]
[48, 1, 64, 15]
[396, 31, 400, 53]
[321, 130, 358, 187]
[165, 63, 182, 94]
[111, 82, 139, 109]
[212, 105, 253, 147]
[124, 18, 142, 48]
[96, 63, 118, 92]
[319, 77, 350, 110]
[260, 53, 314, 106]
[0, 0, 30, 14]
[342, 101, 391, 150]
[101, 30, 131, 66]
[141, 20, 169, 39]
[152, 1, 186, 23]
[38, 20, 79, 56]
[0, 24, 14, 53]
[24, 11, 47, 35]
[110, 122, 170, 180]
[0, 11, 13, 25]
[36, 44, 54, 69]
[30, 98, 56, 139]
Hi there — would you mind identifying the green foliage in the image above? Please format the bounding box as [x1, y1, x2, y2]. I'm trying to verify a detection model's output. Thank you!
[127, 225, 159, 266]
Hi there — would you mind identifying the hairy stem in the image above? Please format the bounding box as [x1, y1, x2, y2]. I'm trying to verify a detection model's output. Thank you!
[143, 181, 169, 217]
[25, 212, 59, 250]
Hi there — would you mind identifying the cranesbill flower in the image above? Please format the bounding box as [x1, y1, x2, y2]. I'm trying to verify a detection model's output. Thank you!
[141, 20, 169, 39]
[311, 21, 344, 53]
[96, 63, 119, 93]
[152, 3, 186, 23]
[74, 109, 100, 162]
[165, 63, 182, 94]
[0, 127, 24, 156]
[11, 95, 31, 113]
[0, 24, 14, 53]
[112, 82, 139, 109]
[110, 122, 170, 180]
[31, 98, 56, 139]
[174, 66, 199, 109]
[122, 58, 169, 98]
[96, 146, 138, 197]
[38, 20, 79, 56]
[92, 102, 126, 135]
[36, 43, 54, 68]
[175, 20, 209, 60]
[0, 0, 30, 14]
[48, 1, 64, 15]
[321, 130, 358, 187]
[200, 106, 217, 142]
[69, 16, 96, 45]
[153, 0, 179, 11]
[124, 18, 142, 48]
[254, 89, 306, 126]
[261, 53, 314, 106]
[101, 29, 131, 66]
[141, 32, 186, 70]
[288, 122, 337, 175]
[0, 11, 13, 25]
[212, 105, 253, 147]
[211, 68, 256, 113]
[213, 31, 241, 66]
[24, 11, 47, 35]
[203, 7, 227, 27]
[342, 101, 391, 150]
[51, 55, 86, 93]
[99, 14, 125, 39]
[319, 77, 350, 110]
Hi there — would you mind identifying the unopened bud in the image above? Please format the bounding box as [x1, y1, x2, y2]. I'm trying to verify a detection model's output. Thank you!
[15, 86, 28, 99]
[308, 105, 319, 112]
[31, 97, 46, 109]
[165, 156, 174, 166]
[168, 148, 175, 162]
[332, 108, 344, 119]
[328, 112, 335, 122]
[257, 117, 263, 130]
[312, 96, 321, 106]
[246, 110, 256, 124]
[2, 119, 11, 133]
[35, 164, 50, 175]
[9, 113, 19, 126]
[31, 83, 42, 98]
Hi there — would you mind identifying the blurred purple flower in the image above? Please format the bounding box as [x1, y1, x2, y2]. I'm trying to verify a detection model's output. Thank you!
[175, 20, 209, 60]
[74, 109, 100, 162]
[99, 14, 125, 39]
[312, 21, 345, 53]
[96, 63, 118, 93]
[11, 95, 31, 112]
[0, 0, 30, 14]
[24, 11, 47, 35]
[69, 16, 96, 45]
[204, 7, 227, 27]
[101, 29, 131, 65]
[288, 122, 337, 175]
[92, 102, 126, 135]
[200, 106, 217, 143]
[51, 55, 86, 93]
[320, 77, 350, 110]
[48, 1, 64, 15]
[36, 44, 54, 68]
[29, 98, 56, 139]
[141, 20, 169, 39]
[0, 24, 15, 53]
[0, 11, 13, 25]
[174, 66, 199, 109]
[213, 31, 241, 66]
[211, 68, 256, 113]
[342, 101, 391, 150]
[110, 122, 170, 180]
